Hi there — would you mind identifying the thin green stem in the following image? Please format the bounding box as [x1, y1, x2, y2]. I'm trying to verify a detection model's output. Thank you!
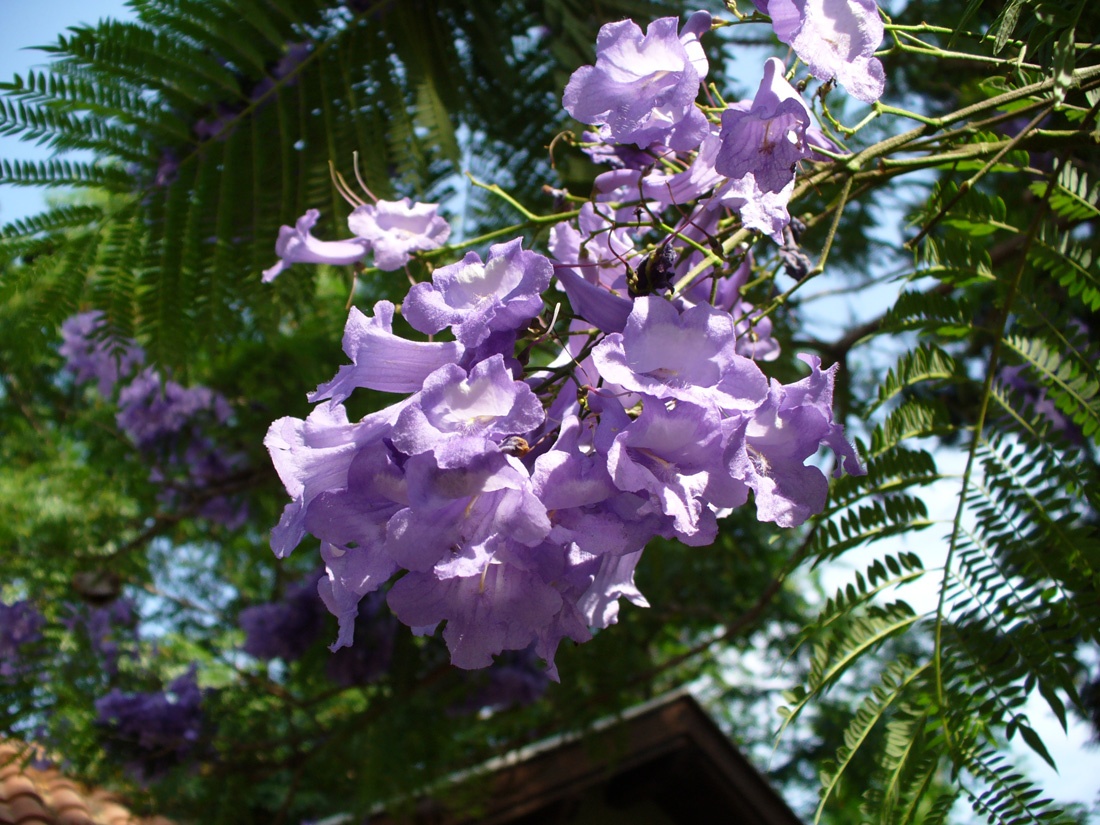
[811, 175, 853, 277]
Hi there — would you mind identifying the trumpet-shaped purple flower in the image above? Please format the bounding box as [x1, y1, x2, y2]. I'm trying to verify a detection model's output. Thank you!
[306, 444, 409, 647]
[575, 549, 649, 631]
[592, 296, 770, 412]
[385, 449, 550, 573]
[403, 238, 552, 348]
[715, 172, 798, 241]
[266, 399, 410, 558]
[308, 300, 464, 404]
[388, 560, 562, 672]
[563, 12, 712, 151]
[753, 0, 885, 103]
[347, 198, 451, 271]
[604, 400, 745, 543]
[594, 126, 724, 209]
[531, 415, 666, 563]
[717, 58, 816, 194]
[580, 129, 671, 170]
[262, 209, 368, 282]
[549, 203, 637, 333]
[726, 354, 863, 527]
[390, 355, 545, 468]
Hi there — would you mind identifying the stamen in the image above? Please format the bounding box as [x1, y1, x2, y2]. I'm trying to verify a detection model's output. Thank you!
[352, 151, 379, 203]
[329, 161, 366, 207]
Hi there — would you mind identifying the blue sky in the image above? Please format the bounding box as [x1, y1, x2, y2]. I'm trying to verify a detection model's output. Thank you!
[0, 1, 133, 225]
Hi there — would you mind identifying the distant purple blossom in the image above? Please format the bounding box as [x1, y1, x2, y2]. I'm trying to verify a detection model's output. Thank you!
[116, 369, 231, 449]
[563, 12, 712, 151]
[66, 598, 138, 677]
[58, 312, 249, 527]
[59, 311, 145, 396]
[347, 198, 451, 271]
[451, 646, 550, 715]
[325, 590, 396, 686]
[999, 365, 1082, 443]
[262, 209, 369, 283]
[240, 578, 327, 662]
[95, 667, 205, 780]
[249, 42, 311, 100]
[0, 600, 45, 679]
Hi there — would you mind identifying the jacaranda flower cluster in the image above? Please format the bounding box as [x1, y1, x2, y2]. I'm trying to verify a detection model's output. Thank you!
[264, 8, 875, 679]
[60, 311, 248, 527]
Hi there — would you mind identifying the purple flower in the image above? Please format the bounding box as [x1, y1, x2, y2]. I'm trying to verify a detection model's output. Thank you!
[755, 0, 885, 103]
[239, 578, 326, 662]
[574, 549, 649, 631]
[387, 561, 562, 672]
[68, 599, 138, 677]
[249, 42, 311, 101]
[262, 209, 368, 283]
[347, 198, 451, 271]
[604, 400, 743, 543]
[116, 369, 231, 449]
[580, 129, 670, 170]
[999, 365, 1082, 443]
[402, 238, 553, 348]
[266, 398, 411, 558]
[726, 354, 863, 527]
[115, 369, 248, 526]
[59, 311, 145, 396]
[591, 296, 770, 412]
[549, 203, 637, 333]
[308, 301, 464, 405]
[307, 444, 409, 647]
[384, 449, 550, 574]
[716, 58, 816, 194]
[593, 128, 723, 209]
[715, 172, 799, 241]
[563, 12, 712, 151]
[0, 600, 45, 679]
[389, 355, 546, 468]
[95, 667, 205, 780]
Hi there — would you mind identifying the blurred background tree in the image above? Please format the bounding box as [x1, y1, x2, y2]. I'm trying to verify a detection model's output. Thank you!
[1, 1, 1098, 823]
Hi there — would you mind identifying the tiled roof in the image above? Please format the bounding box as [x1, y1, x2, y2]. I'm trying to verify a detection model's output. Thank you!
[0, 743, 174, 825]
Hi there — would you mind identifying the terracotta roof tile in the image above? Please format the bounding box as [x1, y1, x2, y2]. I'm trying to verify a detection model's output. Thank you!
[0, 744, 172, 825]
